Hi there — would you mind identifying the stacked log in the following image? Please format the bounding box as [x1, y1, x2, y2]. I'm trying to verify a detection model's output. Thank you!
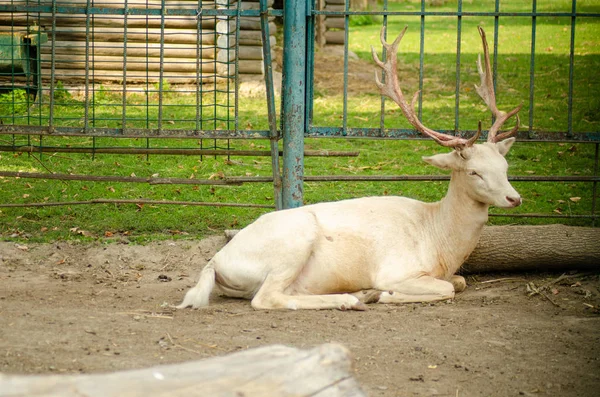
[0, 0, 276, 84]
[323, 0, 346, 46]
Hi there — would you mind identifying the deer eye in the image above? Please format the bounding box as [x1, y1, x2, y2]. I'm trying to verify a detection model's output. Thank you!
[468, 170, 483, 179]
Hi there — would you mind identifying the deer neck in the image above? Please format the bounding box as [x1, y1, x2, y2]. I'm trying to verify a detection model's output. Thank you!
[433, 171, 489, 276]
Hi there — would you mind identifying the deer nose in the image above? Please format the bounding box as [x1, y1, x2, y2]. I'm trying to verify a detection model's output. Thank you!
[506, 195, 522, 207]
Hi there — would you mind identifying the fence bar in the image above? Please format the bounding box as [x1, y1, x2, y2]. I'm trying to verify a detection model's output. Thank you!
[0, 199, 274, 209]
[121, 0, 128, 132]
[341, 0, 349, 136]
[593, 143, 599, 226]
[453, 0, 462, 134]
[567, 0, 577, 138]
[0, 146, 358, 157]
[281, 0, 307, 208]
[418, 0, 424, 121]
[528, 0, 537, 139]
[3, 171, 596, 184]
[260, 0, 283, 210]
[378, 0, 388, 135]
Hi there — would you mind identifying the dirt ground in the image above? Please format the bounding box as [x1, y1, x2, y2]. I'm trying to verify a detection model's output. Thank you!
[1, 237, 599, 396]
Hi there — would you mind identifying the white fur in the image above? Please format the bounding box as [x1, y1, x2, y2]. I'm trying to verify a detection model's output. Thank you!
[178, 141, 520, 311]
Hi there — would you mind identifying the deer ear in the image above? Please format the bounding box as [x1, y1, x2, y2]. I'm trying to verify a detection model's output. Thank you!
[496, 137, 516, 157]
[422, 152, 461, 170]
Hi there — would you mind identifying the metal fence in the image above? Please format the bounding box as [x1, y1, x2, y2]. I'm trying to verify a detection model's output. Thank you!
[0, 0, 599, 226]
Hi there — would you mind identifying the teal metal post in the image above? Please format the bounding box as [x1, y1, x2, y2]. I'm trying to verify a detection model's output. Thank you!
[281, 0, 307, 208]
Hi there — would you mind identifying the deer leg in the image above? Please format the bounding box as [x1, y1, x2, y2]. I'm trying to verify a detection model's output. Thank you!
[376, 276, 455, 304]
[251, 269, 367, 311]
[451, 275, 467, 293]
[351, 289, 383, 304]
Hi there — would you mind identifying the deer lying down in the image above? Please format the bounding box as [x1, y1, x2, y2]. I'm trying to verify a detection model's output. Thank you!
[178, 27, 522, 311]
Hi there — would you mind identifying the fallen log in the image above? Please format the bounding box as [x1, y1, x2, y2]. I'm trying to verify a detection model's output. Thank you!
[0, 344, 366, 397]
[463, 224, 600, 273]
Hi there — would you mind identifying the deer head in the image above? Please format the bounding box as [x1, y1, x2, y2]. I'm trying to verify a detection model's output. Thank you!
[372, 26, 522, 208]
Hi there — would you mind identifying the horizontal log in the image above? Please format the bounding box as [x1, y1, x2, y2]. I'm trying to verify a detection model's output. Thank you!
[217, 33, 275, 48]
[216, 59, 263, 74]
[41, 55, 218, 73]
[7, 0, 236, 9]
[38, 41, 266, 61]
[325, 30, 346, 44]
[325, 4, 346, 11]
[44, 27, 218, 45]
[0, 14, 221, 30]
[216, 20, 277, 34]
[463, 225, 600, 273]
[40, 41, 220, 59]
[38, 68, 230, 83]
[326, 17, 346, 30]
[0, 344, 364, 397]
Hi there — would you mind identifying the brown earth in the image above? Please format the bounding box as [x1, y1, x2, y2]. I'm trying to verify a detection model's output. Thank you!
[1, 238, 599, 396]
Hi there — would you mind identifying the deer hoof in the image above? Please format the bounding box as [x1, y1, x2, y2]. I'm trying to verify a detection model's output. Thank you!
[351, 302, 369, 311]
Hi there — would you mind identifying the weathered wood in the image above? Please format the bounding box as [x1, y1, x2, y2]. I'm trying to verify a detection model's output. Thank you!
[1, 14, 221, 30]
[41, 55, 218, 73]
[219, 46, 274, 60]
[39, 68, 227, 83]
[217, 32, 276, 48]
[39, 41, 220, 59]
[8, 0, 235, 8]
[326, 17, 346, 30]
[316, 0, 327, 48]
[325, 30, 346, 45]
[463, 225, 600, 273]
[30, 27, 218, 45]
[0, 344, 366, 397]
[216, 58, 264, 75]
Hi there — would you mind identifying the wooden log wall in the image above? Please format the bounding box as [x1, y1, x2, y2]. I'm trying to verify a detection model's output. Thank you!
[0, 0, 276, 84]
[323, 0, 346, 46]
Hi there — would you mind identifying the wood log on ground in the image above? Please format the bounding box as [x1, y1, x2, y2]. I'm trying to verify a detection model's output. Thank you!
[0, 344, 366, 397]
[462, 224, 600, 273]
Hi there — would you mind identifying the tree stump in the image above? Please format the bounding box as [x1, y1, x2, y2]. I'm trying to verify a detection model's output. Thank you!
[0, 344, 366, 397]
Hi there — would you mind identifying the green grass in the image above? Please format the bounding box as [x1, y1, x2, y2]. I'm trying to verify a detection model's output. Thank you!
[0, 0, 598, 242]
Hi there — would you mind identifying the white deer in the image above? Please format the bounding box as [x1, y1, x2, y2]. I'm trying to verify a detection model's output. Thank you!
[177, 27, 522, 311]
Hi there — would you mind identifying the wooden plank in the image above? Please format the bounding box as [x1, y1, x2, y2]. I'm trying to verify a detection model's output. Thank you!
[0, 344, 365, 397]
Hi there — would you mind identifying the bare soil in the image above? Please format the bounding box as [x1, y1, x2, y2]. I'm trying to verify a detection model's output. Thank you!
[1, 238, 599, 396]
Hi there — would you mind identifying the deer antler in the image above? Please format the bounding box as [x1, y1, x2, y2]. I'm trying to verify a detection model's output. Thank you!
[372, 26, 480, 149]
[475, 26, 523, 143]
